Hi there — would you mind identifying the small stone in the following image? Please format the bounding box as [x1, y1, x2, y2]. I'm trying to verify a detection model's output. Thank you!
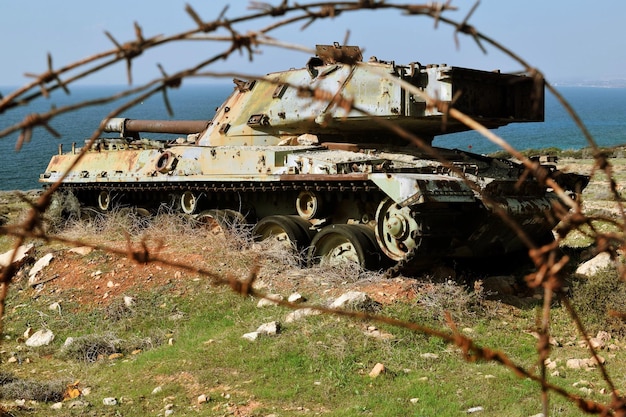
[69, 246, 93, 255]
[257, 294, 283, 307]
[576, 252, 612, 277]
[330, 291, 379, 312]
[566, 359, 582, 369]
[410, 398, 419, 404]
[107, 280, 115, 288]
[420, 353, 439, 360]
[369, 363, 385, 378]
[152, 386, 163, 395]
[256, 321, 280, 336]
[23, 327, 33, 339]
[123, 296, 135, 307]
[64, 337, 75, 347]
[165, 409, 174, 416]
[242, 332, 259, 341]
[0, 244, 33, 268]
[174, 271, 182, 279]
[102, 397, 117, 406]
[50, 402, 63, 410]
[7, 356, 17, 364]
[48, 302, 61, 313]
[197, 394, 209, 404]
[25, 329, 55, 347]
[544, 358, 558, 369]
[285, 308, 320, 323]
[28, 253, 54, 284]
[68, 400, 89, 409]
[467, 406, 484, 413]
[288, 292, 306, 303]
[108, 353, 123, 360]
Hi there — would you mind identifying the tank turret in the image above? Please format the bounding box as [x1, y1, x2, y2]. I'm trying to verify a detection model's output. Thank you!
[40, 43, 586, 273]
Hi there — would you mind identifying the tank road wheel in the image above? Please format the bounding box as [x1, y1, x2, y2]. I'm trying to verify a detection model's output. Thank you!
[252, 215, 312, 250]
[194, 209, 246, 234]
[307, 224, 380, 269]
[97, 190, 111, 211]
[296, 191, 323, 220]
[180, 191, 198, 214]
[375, 198, 420, 261]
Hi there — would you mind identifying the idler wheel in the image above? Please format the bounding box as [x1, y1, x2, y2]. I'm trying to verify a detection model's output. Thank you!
[307, 224, 380, 269]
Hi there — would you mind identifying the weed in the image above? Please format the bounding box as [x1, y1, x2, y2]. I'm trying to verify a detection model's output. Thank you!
[571, 268, 626, 335]
[0, 375, 66, 402]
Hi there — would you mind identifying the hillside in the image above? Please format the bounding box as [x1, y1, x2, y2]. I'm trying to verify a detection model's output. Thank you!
[0, 156, 625, 416]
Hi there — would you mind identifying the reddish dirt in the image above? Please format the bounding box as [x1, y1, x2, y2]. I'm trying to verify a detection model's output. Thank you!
[29, 244, 419, 311]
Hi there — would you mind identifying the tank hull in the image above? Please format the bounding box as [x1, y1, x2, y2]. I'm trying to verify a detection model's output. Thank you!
[39, 44, 587, 272]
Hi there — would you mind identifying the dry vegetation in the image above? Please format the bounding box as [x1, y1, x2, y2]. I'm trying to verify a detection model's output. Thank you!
[1, 2, 626, 415]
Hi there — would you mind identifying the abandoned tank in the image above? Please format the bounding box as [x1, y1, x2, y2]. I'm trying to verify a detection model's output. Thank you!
[40, 43, 588, 273]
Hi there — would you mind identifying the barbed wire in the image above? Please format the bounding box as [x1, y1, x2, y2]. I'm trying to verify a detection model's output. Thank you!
[0, 1, 624, 415]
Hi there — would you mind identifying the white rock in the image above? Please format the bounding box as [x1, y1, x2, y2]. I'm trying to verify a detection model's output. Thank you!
[64, 337, 75, 347]
[330, 291, 373, 311]
[288, 292, 306, 303]
[285, 308, 320, 323]
[102, 397, 117, 406]
[165, 409, 174, 416]
[257, 294, 283, 307]
[256, 321, 280, 336]
[68, 246, 92, 255]
[197, 394, 208, 404]
[0, 243, 33, 268]
[242, 332, 259, 341]
[152, 386, 163, 395]
[50, 402, 63, 410]
[410, 398, 419, 404]
[23, 327, 33, 339]
[123, 296, 135, 307]
[576, 252, 612, 277]
[566, 359, 583, 369]
[28, 253, 54, 284]
[49, 302, 61, 313]
[420, 353, 439, 360]
[467, 406, 484, 413]
[25, 329, 55, 347]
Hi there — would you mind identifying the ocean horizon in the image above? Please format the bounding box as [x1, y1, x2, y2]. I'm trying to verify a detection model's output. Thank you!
[1, 84, 625, 191]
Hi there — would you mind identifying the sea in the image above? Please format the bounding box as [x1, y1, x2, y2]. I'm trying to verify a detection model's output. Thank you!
[0, 84, 625, 191]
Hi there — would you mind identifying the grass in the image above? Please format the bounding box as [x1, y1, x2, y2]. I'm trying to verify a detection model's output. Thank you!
[1, 189, 626, 415]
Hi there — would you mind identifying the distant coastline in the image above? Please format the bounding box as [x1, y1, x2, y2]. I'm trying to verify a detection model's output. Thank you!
[551, 79, 626, 88]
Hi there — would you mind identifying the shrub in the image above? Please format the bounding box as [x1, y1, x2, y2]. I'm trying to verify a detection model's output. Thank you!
[571, 268, 626, 335]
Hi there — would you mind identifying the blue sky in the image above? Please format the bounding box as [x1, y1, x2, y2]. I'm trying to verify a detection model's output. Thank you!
[0, 1, 625, 87]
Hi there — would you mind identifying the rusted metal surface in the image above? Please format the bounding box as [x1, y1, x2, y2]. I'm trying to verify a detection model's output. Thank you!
[103, 118, 210, 136]
[39, 44, 586, 271]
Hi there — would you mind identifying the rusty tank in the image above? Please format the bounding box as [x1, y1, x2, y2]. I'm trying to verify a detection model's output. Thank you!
[40, 43, 588, 273]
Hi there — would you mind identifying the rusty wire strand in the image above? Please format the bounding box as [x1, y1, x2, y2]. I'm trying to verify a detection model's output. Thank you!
[0, 2, 623, 415]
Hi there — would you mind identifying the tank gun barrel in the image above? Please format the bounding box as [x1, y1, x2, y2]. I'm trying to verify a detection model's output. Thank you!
[103, 118, 209, 137]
